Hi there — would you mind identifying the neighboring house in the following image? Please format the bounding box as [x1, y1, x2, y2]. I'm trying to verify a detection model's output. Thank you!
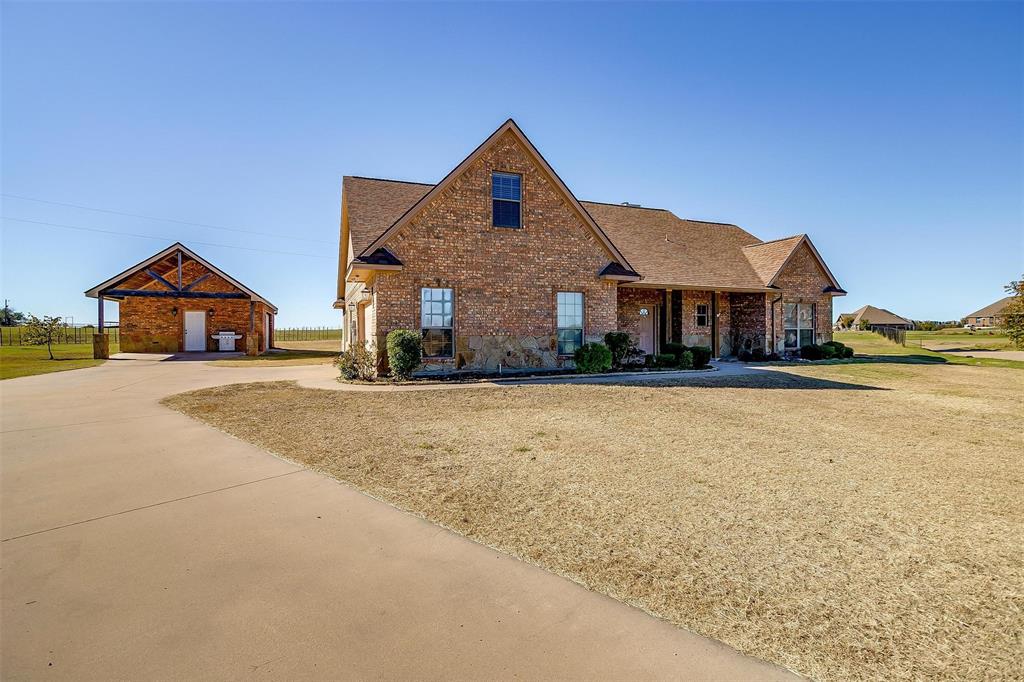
[837, 305, 914, 331]
[963, 296, 1013, 328]
[85, 243, 277, 357]
[336, 120, 845, 373]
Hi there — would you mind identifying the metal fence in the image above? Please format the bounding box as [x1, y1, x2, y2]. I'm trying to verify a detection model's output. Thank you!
[274, 327, 342, 342]
[872, 326, 906, 346]
[0, 325, 119, 346]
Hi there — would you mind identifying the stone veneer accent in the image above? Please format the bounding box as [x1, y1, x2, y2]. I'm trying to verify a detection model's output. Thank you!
[370, 130, 618, 372]
[120, 259, 273, 353]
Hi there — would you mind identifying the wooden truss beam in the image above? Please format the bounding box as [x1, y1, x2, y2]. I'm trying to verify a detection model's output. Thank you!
[146, 268, 179, 291]
[101, 289, 249, 300]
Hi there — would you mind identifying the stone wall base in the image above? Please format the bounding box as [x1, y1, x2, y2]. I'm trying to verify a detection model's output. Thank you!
[246, 336, 261, 357]
[93, 333, 109, 359]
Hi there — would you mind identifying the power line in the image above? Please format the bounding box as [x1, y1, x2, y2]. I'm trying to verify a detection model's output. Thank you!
[1, 193, 334, 245]
[1, 216, 333, 259]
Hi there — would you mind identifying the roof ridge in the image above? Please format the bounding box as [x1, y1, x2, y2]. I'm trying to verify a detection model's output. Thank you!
[745, 234, 805, 248]
[347, 175, 436, 187]
[683, 218, 740, 227]
[580, 199, 668, 212]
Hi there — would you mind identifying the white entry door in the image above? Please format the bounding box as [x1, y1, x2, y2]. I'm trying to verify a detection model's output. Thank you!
[264, 313, 271, 351]
[637, 307, 655, 355]
[184, 311, 206, 351]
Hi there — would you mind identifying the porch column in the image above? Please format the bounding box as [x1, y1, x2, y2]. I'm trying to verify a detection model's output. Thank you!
[93, 294, 109, 359]
[711, 290, 719, 358]
[664, 289, 673, 344]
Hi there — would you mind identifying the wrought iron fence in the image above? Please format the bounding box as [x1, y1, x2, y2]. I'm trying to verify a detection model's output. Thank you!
[0, 325, 119, 346]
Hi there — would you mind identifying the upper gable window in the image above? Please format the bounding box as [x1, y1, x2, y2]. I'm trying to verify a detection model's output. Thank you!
[492, 172, 522, 228]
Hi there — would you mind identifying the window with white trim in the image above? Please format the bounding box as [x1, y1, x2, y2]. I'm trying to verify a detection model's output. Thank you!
[556, 292, 583, 355]
[492, 172, 522, 228]
[695, 303, 709, 327]
[784, 302, 815, 349]
[420, 287, 453, 357]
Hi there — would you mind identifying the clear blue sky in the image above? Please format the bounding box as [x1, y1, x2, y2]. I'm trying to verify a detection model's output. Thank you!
[3, 1, 1021, 326]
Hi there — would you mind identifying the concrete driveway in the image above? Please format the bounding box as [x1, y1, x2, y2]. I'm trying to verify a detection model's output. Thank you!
[1, 357, 795, 680]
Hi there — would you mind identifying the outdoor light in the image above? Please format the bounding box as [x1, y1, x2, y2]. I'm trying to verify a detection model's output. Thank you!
[208, 308, 215, 316]
[171, 307, 178, 316]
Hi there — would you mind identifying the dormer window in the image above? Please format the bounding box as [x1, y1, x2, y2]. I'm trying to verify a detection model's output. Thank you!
[492, 172, 521, 228]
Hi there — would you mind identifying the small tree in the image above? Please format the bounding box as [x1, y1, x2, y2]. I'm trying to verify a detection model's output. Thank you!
[0, 301, 26, 327]
[1002, 274, 1024, 349]
[23, 315, 63, 360]
[858, 318, 871, 331]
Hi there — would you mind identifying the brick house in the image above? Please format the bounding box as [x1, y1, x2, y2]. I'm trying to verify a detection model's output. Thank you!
[336, 120, 845, 372]
[86, 243, 276, 357]
[963, 296, 1013, 328]
[836, 305, 914, 330]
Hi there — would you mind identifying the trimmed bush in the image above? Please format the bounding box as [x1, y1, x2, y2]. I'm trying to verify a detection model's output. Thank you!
[800, 344, 824, 360]
[574, 342, 612, 373]
[386, 329, 422, 380]
[689, 345, 712, 369]
[654, 353, 676, 367]
[336, 342, 376, 381]
[678, 350, 694, 370]
[604, 331, 633, 368]
[751, 347, 766, 361]
[737, 349, 753, 362]
[662, 342, 688, 362]
[843, 346, 854, 358]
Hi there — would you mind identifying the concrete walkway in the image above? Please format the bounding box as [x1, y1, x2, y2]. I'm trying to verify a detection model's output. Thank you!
[1, 357, 795, 680]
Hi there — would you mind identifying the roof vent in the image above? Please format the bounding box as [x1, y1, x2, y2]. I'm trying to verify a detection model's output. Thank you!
[621, 202, 641, 208]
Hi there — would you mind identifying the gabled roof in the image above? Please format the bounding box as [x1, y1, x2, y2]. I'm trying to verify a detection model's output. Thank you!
[844, 305, 912, 326]
[85, 242, 277, 312]
[353, 119, 634, 268]
[580, 203, 768, 290]
[337, 120, 845, 295]
[965, 296, 1013, 319]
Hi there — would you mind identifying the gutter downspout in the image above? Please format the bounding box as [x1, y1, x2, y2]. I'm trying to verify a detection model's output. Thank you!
[769, 294, 783, 354]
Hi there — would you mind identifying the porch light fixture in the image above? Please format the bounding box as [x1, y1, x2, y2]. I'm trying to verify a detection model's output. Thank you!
[208, 308, 215, 316]
[171, 307, 178, 316]
[639, 307, 649, 317]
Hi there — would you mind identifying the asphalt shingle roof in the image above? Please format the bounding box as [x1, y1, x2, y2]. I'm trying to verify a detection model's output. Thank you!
[341, 176, 823, 291]
[965, 296, 1013, 318]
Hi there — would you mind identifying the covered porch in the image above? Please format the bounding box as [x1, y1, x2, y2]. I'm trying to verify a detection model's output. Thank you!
[616, 286, 771, 359]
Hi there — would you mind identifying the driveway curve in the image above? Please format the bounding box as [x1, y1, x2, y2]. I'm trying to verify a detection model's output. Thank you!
[1, 356, 795, 680]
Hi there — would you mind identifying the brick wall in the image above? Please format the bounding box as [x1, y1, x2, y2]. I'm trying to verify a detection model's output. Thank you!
[119, 260, 272, 353]
[729, 292, 768, 352]
[769, 243, 835, 352]
[370, 130, 618, 371]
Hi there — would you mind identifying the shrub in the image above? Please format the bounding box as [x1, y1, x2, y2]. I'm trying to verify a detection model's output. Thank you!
[737, 349, 753, 362]
[842, 346, 854, 358]
[604, 331, 634, 368]
[689, 345, 712, 369]
[574, 342, 612, 374]
[751, 347, 766, 361]
[336, 342, 376, 381]
[820, 344, 839, 360]
[662, 342, 688, 362]
[654, 353, 676, 367]
[800, 344, 824, 360]
[386, 329, 422, 380]
[678, 350, 694, 370]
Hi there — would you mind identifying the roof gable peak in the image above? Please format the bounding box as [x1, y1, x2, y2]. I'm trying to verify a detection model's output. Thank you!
[358, 119, 634, 271]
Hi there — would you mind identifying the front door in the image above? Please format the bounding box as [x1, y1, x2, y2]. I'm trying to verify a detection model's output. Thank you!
[264, 313, 271, 351]
[184, 311, 206, 351]
[637, 307, 655, 355]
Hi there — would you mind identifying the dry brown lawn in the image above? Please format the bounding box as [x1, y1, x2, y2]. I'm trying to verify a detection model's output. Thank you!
[163, 362, 1024, 681]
